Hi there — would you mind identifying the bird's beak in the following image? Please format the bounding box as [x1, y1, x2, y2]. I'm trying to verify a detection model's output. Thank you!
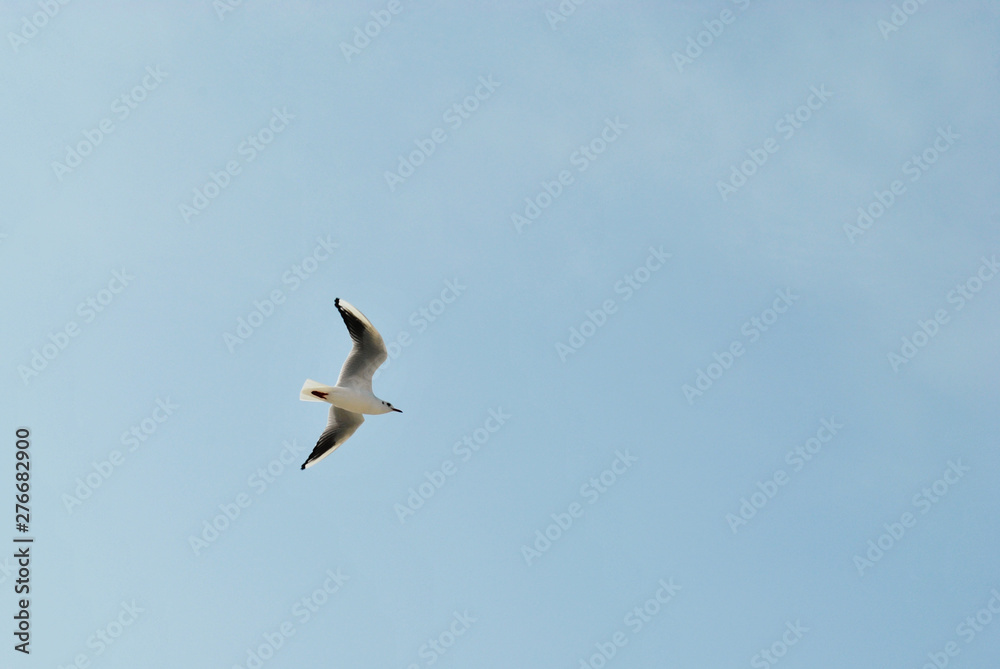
[391, 407, 403, 413]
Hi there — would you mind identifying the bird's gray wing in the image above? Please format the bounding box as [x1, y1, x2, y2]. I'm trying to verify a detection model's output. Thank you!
[334, 298, 388, 392]
[300, 405, 365, 470]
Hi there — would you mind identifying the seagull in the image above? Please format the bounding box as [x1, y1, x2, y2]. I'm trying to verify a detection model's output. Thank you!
[299, 298, 401, 470]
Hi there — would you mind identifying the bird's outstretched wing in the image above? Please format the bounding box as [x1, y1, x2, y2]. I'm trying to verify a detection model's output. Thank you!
[334, 298, 388, 392]
[300, 405, 365, 470]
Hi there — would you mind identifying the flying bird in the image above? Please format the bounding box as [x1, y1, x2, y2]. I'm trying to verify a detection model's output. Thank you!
[299, 298, 401, 470]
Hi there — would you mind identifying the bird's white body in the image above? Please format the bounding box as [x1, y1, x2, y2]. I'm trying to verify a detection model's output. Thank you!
[299, 379, 395, 415]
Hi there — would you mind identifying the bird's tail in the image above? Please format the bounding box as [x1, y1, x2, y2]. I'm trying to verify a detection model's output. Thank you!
[300, 379, 335, 402]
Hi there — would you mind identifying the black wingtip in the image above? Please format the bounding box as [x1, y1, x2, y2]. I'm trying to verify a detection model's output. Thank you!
[334, 297, 341, 308]
[300, 462, 307, 470]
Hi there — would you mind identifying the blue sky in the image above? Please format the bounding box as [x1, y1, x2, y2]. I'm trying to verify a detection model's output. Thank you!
[3, 1, 1000, 667]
